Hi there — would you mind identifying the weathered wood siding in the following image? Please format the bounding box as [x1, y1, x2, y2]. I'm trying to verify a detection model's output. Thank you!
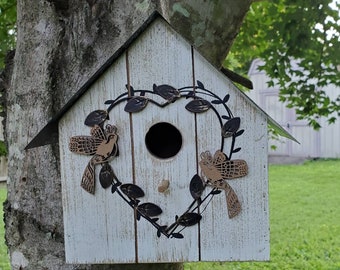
[59, 19, 269, 264]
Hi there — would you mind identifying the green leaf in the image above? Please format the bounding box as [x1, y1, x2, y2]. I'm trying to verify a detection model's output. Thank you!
[225, 0, 340, 128]
[0, 141, 7, 156]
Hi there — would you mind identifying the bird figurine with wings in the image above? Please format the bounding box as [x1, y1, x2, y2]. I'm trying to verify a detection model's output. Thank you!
[69, 124, 119, 194]
[199, 150, 248, 218]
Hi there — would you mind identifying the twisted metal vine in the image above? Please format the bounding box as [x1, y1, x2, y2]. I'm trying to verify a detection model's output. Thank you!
[69, 80, 248, 239]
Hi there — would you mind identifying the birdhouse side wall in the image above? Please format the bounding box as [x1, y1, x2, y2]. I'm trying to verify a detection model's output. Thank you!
[193, 50, 269, 261]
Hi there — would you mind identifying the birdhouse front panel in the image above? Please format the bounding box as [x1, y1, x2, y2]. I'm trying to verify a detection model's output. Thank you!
[59, 18, 269, 264]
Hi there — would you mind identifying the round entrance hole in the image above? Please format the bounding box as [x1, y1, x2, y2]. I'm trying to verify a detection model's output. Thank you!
[145, 122, 182, 159]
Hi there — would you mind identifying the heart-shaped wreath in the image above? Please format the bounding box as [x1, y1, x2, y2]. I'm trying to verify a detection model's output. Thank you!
[69, 80, 248, 239]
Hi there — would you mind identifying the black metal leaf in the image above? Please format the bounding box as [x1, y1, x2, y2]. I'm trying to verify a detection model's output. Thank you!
[99, 163, 114, 189]
[124, 96, 148, 113]
[211, 189, 222, 195]
[211, 99, 223, 104]
[137, 203, 162, 217]
[171, 233, 184, 239]
[196, 80, 205, 89]
[104, 100, 114, 105]
[111, 182, 121, 193]
[233, 147, 241, 153]
[189, 174, 204, 200]
[185, 99, 211, 113]
[235, 129, 245, 137]
[120, 184, 145, 198]
[186, 91, 195, 99]
[222, 117, 241, 138]
[157, 226, 167, 238]
[135, 199, 141, 205]
[84, 110, 109, 126]
[222, 115, 231, 120]
[177, 213, 202, 227]
[111, 184, 118, 194]
[223, 94, 230, 103]
[125, 84, 135, 96]
[153, 84, 180, 102]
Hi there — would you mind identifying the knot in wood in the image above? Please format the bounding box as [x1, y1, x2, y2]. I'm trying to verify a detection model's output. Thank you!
[158, 179, 170, 193]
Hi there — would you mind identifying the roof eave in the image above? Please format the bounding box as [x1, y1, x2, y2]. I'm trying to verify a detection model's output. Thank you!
[25, 12, 298, 150]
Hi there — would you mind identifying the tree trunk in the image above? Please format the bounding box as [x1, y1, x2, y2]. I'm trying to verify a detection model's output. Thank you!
[4, 0, 250, 269]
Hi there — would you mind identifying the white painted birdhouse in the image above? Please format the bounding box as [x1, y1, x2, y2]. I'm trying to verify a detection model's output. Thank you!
[27, 13, 296, 264]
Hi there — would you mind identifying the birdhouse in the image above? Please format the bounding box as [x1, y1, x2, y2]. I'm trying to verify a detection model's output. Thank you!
[26, 13, 296, 264]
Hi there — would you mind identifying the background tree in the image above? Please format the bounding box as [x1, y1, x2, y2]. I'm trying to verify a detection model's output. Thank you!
[0, 0, 16, 156]
[225, 0, 340, 129]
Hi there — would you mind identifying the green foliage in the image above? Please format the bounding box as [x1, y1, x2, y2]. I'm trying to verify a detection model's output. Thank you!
[0, 0, 15, 156]
[226, 0, 340, 129]
[0, 0, 16, 69]
[186, 159, 340, 270]
[0, 140, 6, 156]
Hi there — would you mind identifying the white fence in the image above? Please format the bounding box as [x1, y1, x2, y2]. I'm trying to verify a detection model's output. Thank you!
[248, 59, 340, 158]
[0, 157, 7, 182]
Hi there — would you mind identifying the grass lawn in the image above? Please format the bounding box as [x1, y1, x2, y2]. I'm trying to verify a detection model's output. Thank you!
[0, 159, 339, 269]
[185, 159, 340, 270]
[0, 184, 10, 270]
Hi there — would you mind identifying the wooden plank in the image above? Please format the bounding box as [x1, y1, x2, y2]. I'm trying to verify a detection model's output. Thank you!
[127, 20, 199, 262]
[59, 53, 136, 263]
[193, 49, 270, 261]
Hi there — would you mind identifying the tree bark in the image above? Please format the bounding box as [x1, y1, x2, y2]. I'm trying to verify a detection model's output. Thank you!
[4, 0, 251, 269]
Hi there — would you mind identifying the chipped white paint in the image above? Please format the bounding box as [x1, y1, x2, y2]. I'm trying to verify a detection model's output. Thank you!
[11, 251, 29, 270]
[60, 51, 136, 264]
[59, 19, 269, 264]
[193, 49, 269, 261]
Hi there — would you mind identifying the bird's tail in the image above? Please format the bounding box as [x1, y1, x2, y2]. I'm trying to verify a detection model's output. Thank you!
[222, 182, 241, 219]
[81, 159, 95, 194]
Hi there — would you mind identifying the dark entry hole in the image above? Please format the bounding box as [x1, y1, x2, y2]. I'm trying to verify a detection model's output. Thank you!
[145, 122, 182, 159]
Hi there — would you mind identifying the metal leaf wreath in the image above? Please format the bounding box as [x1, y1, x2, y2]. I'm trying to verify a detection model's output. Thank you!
[69, 80, 248, 239]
